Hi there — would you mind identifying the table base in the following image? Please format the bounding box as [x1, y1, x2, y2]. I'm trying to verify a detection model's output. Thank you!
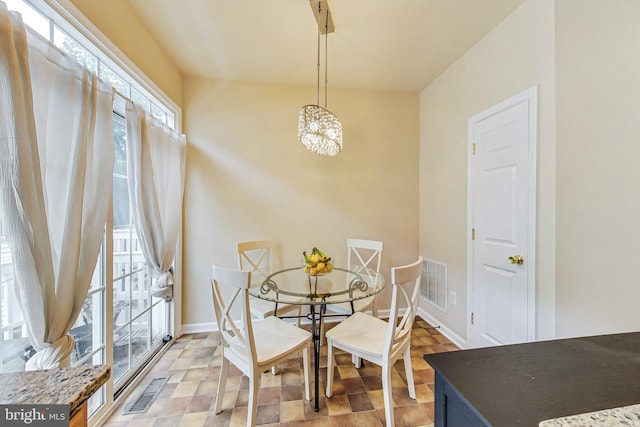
[278, 306, 353, 412]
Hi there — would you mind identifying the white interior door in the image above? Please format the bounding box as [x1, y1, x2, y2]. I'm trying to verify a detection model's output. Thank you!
[467, 87, 537, 348]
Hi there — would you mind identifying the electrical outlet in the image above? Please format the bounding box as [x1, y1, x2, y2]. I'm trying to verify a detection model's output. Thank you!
[449, 291, 457, 306]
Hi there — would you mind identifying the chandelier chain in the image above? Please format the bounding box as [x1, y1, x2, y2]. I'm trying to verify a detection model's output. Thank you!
[316, 27, 320, 106]
[324, 8, 329, 108]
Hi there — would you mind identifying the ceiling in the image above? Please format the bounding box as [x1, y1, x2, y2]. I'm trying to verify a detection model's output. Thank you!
[126, 0, 526, 93]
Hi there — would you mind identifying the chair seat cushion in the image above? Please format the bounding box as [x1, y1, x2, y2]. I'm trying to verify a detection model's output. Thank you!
[326, 312, 388, 359]
[253, 316, 311, 365]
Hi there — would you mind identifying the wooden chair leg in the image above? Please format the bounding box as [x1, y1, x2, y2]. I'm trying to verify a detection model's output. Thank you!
[303, 347, 311, 401]
[403, 348, 416, 399]
[353, 354, 361, 368]
[325, 340, 334, 397]
[382, 363, 395, 427]
[247, 371, 260, 427]
[215, 356, 229, 414]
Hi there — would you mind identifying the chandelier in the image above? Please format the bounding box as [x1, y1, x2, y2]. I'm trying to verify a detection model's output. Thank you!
[297, 0, 343, 156]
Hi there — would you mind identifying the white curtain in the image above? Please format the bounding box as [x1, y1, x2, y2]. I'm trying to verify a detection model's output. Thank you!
[0, 4, 114, 369]
[125, 101, 186, 302]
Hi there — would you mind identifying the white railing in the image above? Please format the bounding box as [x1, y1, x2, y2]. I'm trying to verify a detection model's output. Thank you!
[0, 228, 162, 372]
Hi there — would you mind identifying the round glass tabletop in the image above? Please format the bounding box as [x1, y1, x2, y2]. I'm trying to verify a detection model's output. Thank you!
[248, 266, 385, 306]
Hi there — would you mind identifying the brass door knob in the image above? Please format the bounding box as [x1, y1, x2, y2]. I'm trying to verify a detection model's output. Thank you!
[508, 255, 524, 265]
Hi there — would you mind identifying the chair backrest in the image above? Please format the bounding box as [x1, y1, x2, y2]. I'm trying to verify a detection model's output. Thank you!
[210, 264, 256, 362]
[237, 240, 273, 286]
[384, 257, 423, 357]
[347, 238, 383, 274]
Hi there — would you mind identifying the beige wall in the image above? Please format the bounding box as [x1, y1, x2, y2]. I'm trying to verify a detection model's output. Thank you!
[419, 0, 557, 343]
[69, 0, 183, 107]
[555, 0, 640, 337]
[182, 77, 419, 328]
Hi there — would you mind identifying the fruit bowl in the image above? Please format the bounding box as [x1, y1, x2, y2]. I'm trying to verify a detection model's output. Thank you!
[302, 247, 333, 276]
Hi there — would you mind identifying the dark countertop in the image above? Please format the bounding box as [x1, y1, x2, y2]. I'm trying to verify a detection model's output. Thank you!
[424, 332, 640, 426]
[0, 364, 110, 415]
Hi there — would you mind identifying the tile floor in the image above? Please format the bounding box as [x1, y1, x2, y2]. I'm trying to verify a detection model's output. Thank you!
[104, 317, 458, 427]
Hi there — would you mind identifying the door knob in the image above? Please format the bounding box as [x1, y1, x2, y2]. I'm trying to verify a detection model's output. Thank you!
[508, 255, 524, 265]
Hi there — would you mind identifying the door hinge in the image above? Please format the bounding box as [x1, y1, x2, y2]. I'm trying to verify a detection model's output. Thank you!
[471, 228, 476, 240]
[471, 312, 475, 324]
[472, 143, 476, 155]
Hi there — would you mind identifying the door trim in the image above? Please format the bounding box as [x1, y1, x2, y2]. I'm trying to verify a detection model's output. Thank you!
[466, 86, 538, 345]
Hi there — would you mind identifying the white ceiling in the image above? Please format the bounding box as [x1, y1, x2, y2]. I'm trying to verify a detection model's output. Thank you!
[126, 0, 526, 93]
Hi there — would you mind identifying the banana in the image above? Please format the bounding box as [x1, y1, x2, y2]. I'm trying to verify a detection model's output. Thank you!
[312, 247, 326, 258]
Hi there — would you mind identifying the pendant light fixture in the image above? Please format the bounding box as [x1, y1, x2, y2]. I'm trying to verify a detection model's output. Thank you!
[297, 0, 343, 156]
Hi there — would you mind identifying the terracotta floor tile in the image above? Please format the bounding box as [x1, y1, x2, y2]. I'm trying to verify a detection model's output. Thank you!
[194, 379, 217, 396]
[325, 393, 351, 416]
[354, 409, 383, 426]
[126, 418, 157, 427]
[347, 392, 374, 412]
[182, 367, 206, 382]
[178, 411, 208, 427]
[367, 389, 385, 410]
[280, 384, 304, 402]
[279, 400, 305, 423]
[362, 375, 383, 391]
[255, 402, 280, 425]
[152, 415, 183, 427]
[185, 395, 213, 413]
[341, 377, 366, 394]
[177, 348, 197, 359]
[257, 386, 281, 405]
[327, 413, 358, 426]
[157, 397, 191, 417]
[171, 381, 199, 398]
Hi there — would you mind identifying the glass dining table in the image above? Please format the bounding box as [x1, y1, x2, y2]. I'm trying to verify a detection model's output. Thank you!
[248, 266, 386, 412]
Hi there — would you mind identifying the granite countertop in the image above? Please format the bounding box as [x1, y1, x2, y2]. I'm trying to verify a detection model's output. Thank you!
[539, 404, 640, 426]
[0, 364, 110, 415]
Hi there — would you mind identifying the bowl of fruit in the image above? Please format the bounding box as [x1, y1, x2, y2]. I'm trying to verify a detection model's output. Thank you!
[302, 247, 333, 276]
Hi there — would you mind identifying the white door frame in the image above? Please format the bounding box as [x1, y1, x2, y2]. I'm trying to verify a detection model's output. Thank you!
[466, 85, 538, 345]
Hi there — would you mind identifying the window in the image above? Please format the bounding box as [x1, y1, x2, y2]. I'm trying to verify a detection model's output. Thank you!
[0, 0, 181, 422]
[111, 111, 167, 388]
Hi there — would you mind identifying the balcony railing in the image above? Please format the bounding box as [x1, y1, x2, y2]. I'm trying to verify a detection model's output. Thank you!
[0, 228, 160, 374]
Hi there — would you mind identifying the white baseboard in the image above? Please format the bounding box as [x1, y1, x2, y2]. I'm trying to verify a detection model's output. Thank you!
[416, 307, 468, 350]
[182, 322, 217, 334]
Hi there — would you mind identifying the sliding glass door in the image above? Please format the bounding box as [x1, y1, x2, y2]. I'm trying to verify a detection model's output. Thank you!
[111, 114, 168, 391]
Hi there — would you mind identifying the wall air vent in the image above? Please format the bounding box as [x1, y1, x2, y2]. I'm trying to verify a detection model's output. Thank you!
[420, 258, 448, 311]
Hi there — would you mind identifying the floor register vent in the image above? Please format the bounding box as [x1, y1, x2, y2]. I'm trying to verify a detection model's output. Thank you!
[420, 258, 448, 311]
[124, 376, 169, 414]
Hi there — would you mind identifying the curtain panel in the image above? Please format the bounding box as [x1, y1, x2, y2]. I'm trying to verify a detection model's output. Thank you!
[0, 3, 114, 369]
[125, 101, 186, 302]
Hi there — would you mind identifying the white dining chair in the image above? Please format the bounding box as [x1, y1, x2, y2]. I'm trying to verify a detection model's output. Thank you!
[211, 264, 311, 427]
[320, 238, 383, 358]
[326, 238, 383, 316]
[325, 257, 423, 427]
[237, 240, 302, 325]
